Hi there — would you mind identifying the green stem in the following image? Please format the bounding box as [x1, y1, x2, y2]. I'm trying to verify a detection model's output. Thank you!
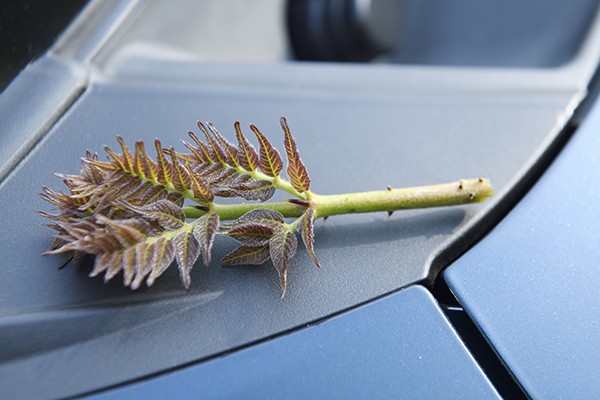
[183, 178, 493, 221]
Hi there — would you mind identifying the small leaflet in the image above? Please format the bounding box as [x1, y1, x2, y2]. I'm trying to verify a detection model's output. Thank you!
[193, 212, 220, 266]
[281, 116, 310, 193]
[250, 124, 283, 177]
[173, 231, 201, 289]
[170, 147, 192, 192]
[121, 199, 185, 230]
[146, 236, 176, 287]
[269, 230, 298, 298]
[221, 245, 271, 266]
[235, 121, 259, 171]
[228, 208, 285, 226]
[208, 122, 238, 167]
[116, 136, 135, 173]
[226, 223, 281, 247]
[185, 163, 214, 203]
[154, 139, 173, 185]
[198, 121, 228, 166]
[215, 179, 275, 202]
[104, 251, 125, 283]
[131, 241, 154, 290]
[298, 207, 321, 268]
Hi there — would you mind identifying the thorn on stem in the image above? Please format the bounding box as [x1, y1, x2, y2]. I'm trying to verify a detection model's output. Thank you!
[458, 180, 464, 190]
[323, 216, 329, 225]
[387, 211, 394, 219]
[386, 184, 393, 191]
[284, 199, 311, 208]
[478, 177, 484, 183]
[469, 193, 476, 200]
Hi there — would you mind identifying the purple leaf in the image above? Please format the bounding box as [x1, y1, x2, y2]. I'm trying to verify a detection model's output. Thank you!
[193, 212, 220, 266]
[120, 199, 185, 230]
[221, 245, 271, 266]
[250, 124, 283, 177]
[281, 116, 310, 193]
[298, 207, 321, 268]
[235, 121, 259, 171]
[226, 222, 282, 247]
[269, 231, 298, 298]
[173, 231, 201, 289]
[146, 237, 176, 287]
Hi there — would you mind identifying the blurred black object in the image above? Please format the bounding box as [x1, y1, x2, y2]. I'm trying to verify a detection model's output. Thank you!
[0, 0, 88, 92]
[287, 0, 403, 61]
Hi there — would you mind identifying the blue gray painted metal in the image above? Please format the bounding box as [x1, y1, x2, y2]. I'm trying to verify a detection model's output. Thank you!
[445, 93, 600, 399]
[87, 286, 500, 400]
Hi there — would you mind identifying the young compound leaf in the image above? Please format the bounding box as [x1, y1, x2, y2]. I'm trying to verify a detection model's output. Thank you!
[120, 199, 185, 230]
[250, 123, 283, 177]
[172, 231, 201, 290]
[281, 116, 310, 193]
[297, 207, 321, 268]
[269, 230, 298, 298]
[235, 121, 259, 171]
[193, 212, 220, 266]
[221, 245, 271, 266]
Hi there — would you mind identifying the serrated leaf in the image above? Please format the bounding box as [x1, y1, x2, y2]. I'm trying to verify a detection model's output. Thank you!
[138, 184, 169, 206]
[181, 140, 206, 163]
[226, 223, 280, 247]
[235, 121, 259, 171]
[138, 141, 159, 181]
[197, 121, 229, 166]
[166, 192, 185, 208]
[250, 123, 283, 177]
[133, 141, 147, 178]
[269, 231, 298, 298]
[89, 251, 114, 278]
[104, 145, 127, 171]
[298, 207, 321, 268]
[193, 212, 220, 266]
[281, 116, 310, 192]
[122, 246, 136, 286]
[208, 122, 238, 166]
[173, 231, 201, 289]
[116, 136, 135, 173]
[221, 245, 271, 266]
[121, 199, 185, 230]
[146, 237, 176, 287]
[169, 146, 192, 192]
[228, 208, 285, 226]
[131, 241, 153, 290]
[104, 251, 125, 282]
[185, 163, 214, 203]
[214, 179, 275, 201]
[154, 139, 173, 185]
[95, 214, 147, 247]
[203, 167, 237, 186]
[188, 131, 216, 163]
[163, 147, 197, 163]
